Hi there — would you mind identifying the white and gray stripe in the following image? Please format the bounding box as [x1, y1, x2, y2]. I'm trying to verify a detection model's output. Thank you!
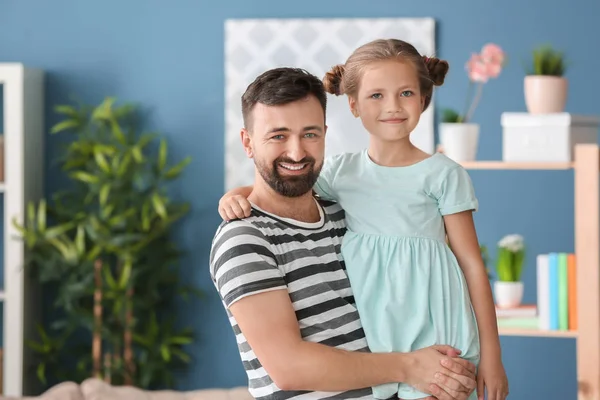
[210, 201, 374, 400]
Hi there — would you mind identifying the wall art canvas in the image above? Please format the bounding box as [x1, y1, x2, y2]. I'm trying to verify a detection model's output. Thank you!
[224, 17, 436, 190]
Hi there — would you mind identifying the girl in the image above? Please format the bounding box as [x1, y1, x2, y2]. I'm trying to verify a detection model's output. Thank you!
[219, 39, 508, 400]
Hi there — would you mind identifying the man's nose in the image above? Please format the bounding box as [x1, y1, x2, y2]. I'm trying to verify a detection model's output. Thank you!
[286, 137, 306, 161]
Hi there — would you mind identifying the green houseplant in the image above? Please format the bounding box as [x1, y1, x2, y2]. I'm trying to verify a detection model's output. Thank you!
[493, 234, 526, 308]
[526, 45, 567, 76]
[524, 44, 569, 113]
[14, 97, 198, 389]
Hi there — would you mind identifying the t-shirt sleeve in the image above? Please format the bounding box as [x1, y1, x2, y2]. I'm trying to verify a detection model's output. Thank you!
[436, 165, 479, 215]
[313, 155, 342, 201]
[209, 221, 286, 307]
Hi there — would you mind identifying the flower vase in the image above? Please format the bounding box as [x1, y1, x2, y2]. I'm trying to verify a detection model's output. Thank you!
[439, 123, 480, 162]
[493, 281, 524, 308]
[524, 75, 568, 114]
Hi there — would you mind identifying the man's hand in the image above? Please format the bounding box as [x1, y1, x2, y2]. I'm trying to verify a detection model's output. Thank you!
[403, 345, 477, 400]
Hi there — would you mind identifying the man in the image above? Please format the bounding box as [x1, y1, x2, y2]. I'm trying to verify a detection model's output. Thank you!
[210, 67, 477, 400]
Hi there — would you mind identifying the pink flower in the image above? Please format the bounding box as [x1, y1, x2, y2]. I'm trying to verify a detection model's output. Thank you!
[465, 43, 505, 82]
[466, 54, 489, 83]
[481, 43, 505, 66]
[447, 43, 506, 123]
[481, 43, 505, 78]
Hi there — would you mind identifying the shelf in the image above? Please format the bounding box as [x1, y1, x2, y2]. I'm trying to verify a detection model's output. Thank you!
[460, 161, 574, 170]
[499, 327, 577, 338]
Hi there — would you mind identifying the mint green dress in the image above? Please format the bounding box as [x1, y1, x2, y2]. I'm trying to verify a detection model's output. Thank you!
[314, 150, 480, 400]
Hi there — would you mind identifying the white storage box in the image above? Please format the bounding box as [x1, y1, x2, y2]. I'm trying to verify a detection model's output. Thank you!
[502, 112, 599, 162]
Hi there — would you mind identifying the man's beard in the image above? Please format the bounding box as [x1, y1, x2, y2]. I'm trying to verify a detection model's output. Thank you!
[256, 156, 322, 198]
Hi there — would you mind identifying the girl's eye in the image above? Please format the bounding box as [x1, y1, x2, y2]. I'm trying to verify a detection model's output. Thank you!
[401, 90, 413, 97]
[370, 93, 382, 99]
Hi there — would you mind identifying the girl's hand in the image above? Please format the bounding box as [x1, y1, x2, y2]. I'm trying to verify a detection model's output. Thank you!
[477, 356, 509, 400]
[218, 194, 252, 221]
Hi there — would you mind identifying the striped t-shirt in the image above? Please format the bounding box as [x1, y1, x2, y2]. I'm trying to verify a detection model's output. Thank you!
[210, 199, 374, 400]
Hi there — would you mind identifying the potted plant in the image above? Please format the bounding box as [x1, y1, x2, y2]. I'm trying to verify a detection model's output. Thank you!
[493, 234, 526, 308]
[13, 98, 199, 389]
[439, 43, 506, 162]
[524, 44, 568, 114]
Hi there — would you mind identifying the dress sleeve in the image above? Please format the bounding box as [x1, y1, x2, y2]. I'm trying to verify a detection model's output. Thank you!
[209, 221, 286, 307]
[313, 155, 342, 201]
[436, 165, 479, 216]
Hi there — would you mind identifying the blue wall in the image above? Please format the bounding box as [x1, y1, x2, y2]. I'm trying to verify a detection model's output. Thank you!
[1, 0, 597, 398]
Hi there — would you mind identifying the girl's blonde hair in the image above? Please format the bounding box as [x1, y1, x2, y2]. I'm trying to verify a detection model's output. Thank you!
[323, 39, 449, 112]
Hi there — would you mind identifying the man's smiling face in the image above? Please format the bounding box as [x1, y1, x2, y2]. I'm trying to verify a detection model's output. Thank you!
[241, 94, 327, 197]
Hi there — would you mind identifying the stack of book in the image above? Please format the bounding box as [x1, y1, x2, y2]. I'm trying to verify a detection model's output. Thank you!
[496, 304, 538, 329]
[537, 253, 577, 331]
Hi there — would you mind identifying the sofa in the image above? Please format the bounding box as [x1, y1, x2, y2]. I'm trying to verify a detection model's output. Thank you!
[0, 379, 254, 400]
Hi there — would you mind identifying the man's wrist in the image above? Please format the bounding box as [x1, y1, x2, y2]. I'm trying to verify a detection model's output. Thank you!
[391, 352, 412, 384]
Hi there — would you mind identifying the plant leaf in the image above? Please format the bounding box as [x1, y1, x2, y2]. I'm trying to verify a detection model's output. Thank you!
[132, 146, 143, 163]
[54, 105, 79, 117]
[160, 344, 171, 362]
[118, 259, 132, 289]
[163, 156, 191, 179]
[75, 225, 85, 255]
[70, 171, 99, 184]
[158, 139, 167, 171]
[51, 119, 80, 134]
[151, 193, 167, 219]
[37, 199, 47, 232]
[94, 150, 111, 173]
[37, 362, 47, 385]
[99, 184, 110, 206]
[103, 265, 118, 289]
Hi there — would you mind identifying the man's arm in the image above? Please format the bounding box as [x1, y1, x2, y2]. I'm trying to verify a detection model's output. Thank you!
[230, 289, 477, 399]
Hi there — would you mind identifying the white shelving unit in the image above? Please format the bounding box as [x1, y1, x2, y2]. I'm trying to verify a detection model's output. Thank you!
[462, 145, 600, 399]
[0, 63, 45, 396]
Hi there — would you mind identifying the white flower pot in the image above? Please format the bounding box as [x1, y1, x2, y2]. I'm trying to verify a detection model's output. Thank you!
[439, 123, 480, 162]
[494, 281, 524, 308]
[524, 75, 568, 114]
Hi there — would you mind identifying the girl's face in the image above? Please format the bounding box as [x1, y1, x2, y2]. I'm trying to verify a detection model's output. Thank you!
[349, 59, 425, 144]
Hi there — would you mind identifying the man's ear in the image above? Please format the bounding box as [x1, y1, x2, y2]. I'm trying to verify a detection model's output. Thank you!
[240, 128, 254, 158]
[348, 96, 359, 118]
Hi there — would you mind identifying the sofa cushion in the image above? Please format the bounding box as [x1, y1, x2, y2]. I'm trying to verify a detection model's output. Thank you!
[80, 378, 253, 400]
[0, 381, 83, 400]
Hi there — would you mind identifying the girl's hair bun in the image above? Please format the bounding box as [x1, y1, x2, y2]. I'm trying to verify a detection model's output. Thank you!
[422, 56, 449, 86]
[323, 64, 345, 95]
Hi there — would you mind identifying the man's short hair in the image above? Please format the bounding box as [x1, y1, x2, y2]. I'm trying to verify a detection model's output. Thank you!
[241, 67, 328, 129]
